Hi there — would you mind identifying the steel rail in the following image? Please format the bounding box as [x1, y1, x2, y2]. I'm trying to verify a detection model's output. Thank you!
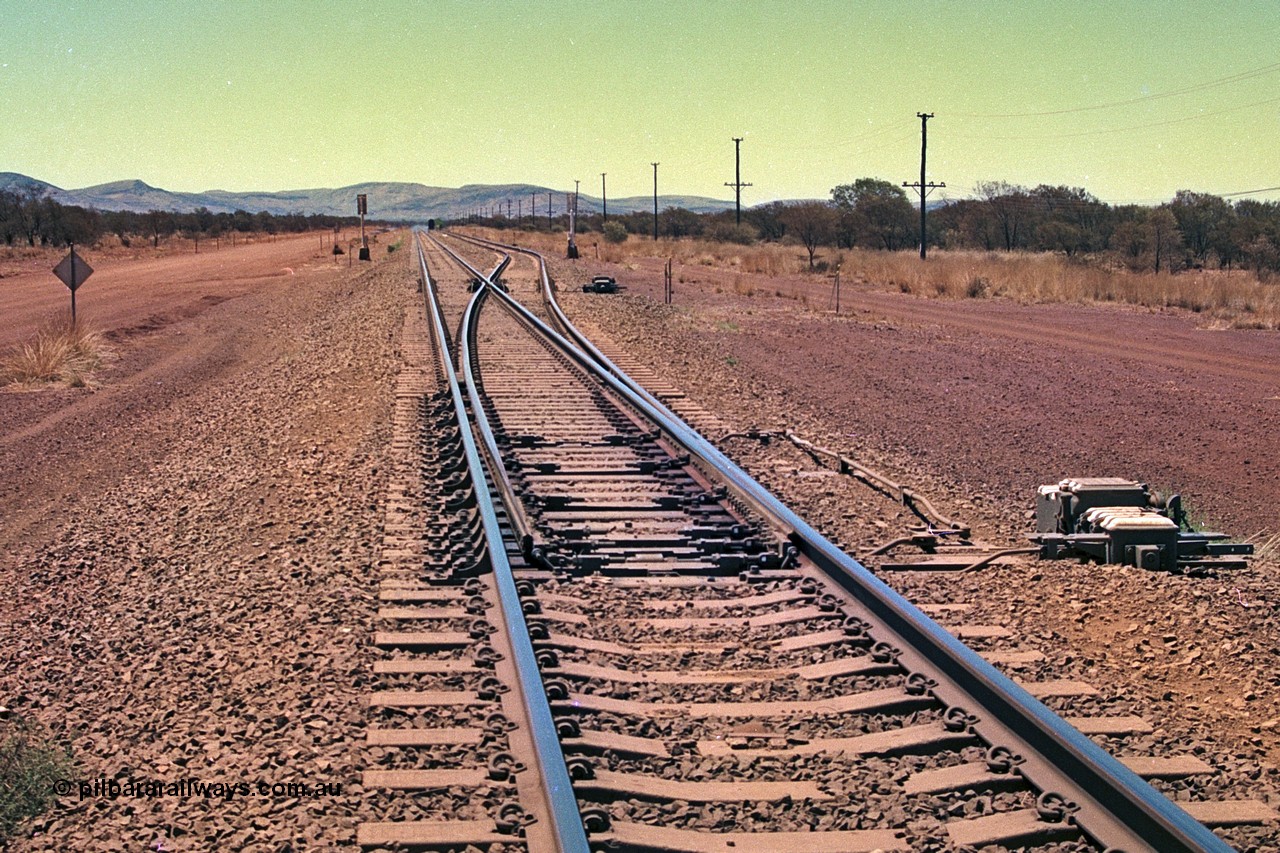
[412, 230, 589, 853]
[427, 235, 545, 564]
[444, 230, 1231, 853]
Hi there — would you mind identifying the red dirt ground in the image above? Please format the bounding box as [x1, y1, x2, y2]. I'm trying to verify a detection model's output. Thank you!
[5, 227, 1279, 846]
[0, 232, 351, 350]
[2, 233, 409, 848]
[549, 249, 1280, 539]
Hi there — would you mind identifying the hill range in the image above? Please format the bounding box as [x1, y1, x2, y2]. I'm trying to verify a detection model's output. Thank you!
[0, 172, 736, 222]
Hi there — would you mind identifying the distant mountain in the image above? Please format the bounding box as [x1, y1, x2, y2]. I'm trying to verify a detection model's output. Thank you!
[0, 172, 736, 221]
[0, 172, 63, 196]
[71, 179, 206, 214]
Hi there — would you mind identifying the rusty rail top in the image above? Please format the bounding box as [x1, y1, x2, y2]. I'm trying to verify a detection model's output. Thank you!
[414, 230, 590, 852]
[448, 230, 1232, 853]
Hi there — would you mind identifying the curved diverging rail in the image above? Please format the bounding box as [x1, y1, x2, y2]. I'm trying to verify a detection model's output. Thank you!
[358, 228, 1248, 852]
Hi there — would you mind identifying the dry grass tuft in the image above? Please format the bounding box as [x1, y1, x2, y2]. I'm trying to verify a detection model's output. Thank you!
[852, 250, 1280, 328]
[465, 227, 1280, 328]
[1, 322, 108, 389]
[1253, 530, 1280, 562]
[1, 715, 75, 842]
[474, 227, 813, 276]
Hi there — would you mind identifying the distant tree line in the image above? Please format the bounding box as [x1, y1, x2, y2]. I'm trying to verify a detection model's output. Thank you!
[469, 180, 1280, 276]
[930, 184, 1280, 275]
[0, 189, 363, 249]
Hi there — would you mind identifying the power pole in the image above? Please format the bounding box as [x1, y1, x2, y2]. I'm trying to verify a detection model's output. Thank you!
[601, 173, 607, 222]
[652, 162, 660, 241]
[567, 187, 579, 258]
[507, 198, 512, 219]
[902, 112, 945, 260]
[724, 137, 753, 226]
[547, 192, 553, 231]
[530, 192, 536, 228]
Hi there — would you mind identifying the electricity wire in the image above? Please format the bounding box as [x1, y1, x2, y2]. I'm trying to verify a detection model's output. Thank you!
[949, 94, 1280, 141]
[955, 60, 1280, 118]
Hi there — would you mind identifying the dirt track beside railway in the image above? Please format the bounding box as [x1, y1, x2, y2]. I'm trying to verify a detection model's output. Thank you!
[1, 237, 410, 848]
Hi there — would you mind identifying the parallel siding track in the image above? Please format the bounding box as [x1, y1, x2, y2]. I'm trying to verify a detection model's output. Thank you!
[356, 228, 1260, 852]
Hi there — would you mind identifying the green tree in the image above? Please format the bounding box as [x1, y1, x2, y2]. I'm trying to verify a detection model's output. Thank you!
[705, 220, 756, 244]
[779, 201, 837, 270]
[145, 209, 174, 247]
[745, 201, 788, 241]
[1028, 185, 1109, 254]
[976, 181, 1031, 250]
[0, 191, 21, 245]
[1169, 190, 1232, 264]
[831, 178, 915, 250]
[660, 207, 702, 238]
[602, 221, 628, 243]
[1149, 207, 1182, 273]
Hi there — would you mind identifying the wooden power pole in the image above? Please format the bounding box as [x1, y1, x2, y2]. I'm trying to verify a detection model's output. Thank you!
[903, 112, 945, 259]
[652, 162, 660, 241]
[724, 137, 753, 226]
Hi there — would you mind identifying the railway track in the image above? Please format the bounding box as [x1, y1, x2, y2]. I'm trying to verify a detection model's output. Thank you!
[355, 228, 1270, 851]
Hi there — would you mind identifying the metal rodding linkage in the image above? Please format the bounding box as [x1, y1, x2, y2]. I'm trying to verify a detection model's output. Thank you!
[459, 231, 1239, 852]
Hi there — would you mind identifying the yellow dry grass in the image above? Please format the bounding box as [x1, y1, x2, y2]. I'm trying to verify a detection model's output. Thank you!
[1254, 530, 1280, 562]
[1, 321, 107, 389]
[852, 250, 1280, 329]
[463, 228, 1280, 329]
[470, 227, 813, 276]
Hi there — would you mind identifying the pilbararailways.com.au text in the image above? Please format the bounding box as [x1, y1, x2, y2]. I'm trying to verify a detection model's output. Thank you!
[55, 777, 343, 801]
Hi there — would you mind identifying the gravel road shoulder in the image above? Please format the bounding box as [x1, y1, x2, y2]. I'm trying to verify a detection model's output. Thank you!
[2, 241, 414, 849]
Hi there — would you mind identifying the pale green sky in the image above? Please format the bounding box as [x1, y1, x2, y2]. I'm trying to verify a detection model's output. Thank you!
[2, 0, 1277, 204]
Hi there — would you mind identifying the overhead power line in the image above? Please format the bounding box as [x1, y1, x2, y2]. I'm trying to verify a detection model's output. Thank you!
[943, 185, 1280, 206]
[949, 94, 1280, 142]
[956, 59, 1280, 118]
[788, 118, 917, 154]
[1221, 185, 1280, 198]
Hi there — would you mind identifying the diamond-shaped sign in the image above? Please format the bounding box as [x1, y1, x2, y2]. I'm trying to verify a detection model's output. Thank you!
[53, 249, 93, 292]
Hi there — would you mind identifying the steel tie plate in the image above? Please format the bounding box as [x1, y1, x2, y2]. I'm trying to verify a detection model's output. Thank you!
[362, 769, 491, 790]
[697, 722, 974, 759]
[366, 727, 484, 747]
[599, 821, 908, 852]
[356, 819, 508, 848]
[946, 807, 1079, 847]
[577, 769, 830, 803]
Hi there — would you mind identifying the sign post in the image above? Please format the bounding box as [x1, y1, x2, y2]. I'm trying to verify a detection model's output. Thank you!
[357, 194, 370, 261]
[53, 244, 94, 324]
